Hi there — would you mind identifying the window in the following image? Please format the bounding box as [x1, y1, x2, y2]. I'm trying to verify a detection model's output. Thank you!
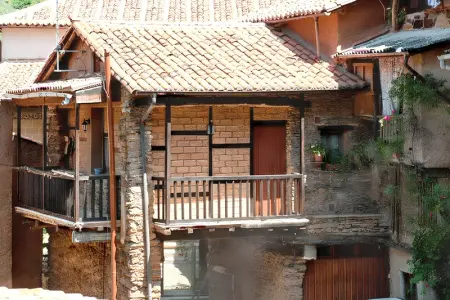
[402, 272, 418, 300]
[319, 126, 353, 164]
[353, 63, 374, 91]
[162, 240, 208, 297]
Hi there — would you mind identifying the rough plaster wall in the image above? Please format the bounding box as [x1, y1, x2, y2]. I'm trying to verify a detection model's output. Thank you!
[337, 0, 387, 51]
[12, 108, 43, 144]
[117, 88, 162, 300]
[379, 56, 404, 115]
[208, 238, 307, 300]
[0, 101, 13, 287]
[389, 248, 438, 300]
[48, 229, 111, 298]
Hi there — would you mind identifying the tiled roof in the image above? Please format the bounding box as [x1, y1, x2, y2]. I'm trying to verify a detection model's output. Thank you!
[7, 75, 103, 95]
[242, 0, 356, 22]
[55, 21, 365, 94]
[0, 287, 97, 299]
[0, 0, 358, 27]
[0, 60, 45, 99]
[336, 27, 450, 56]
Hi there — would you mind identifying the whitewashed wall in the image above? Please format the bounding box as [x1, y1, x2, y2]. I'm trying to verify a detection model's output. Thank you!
[2, 27, 68, 61]
[379, 56, 404, 115]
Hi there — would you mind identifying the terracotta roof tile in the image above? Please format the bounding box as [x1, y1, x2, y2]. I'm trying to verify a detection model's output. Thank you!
[242, 0, 357, 22]
[7, 75, 103, 95]
[0, 60, 45, 99]
[62, 21, 366, 93]
[0, 0, 357, 27]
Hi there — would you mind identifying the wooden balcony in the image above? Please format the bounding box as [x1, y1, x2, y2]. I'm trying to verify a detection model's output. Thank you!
[379, 115, 403, 142]
[15, 167, 121, 228]
[152, 174, 308, 233]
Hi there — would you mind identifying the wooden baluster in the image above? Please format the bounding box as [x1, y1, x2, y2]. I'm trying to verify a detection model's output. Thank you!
[181, 181, 185, 220]
[267, 179, 270, 216]
[259, 180, 263, 217]
[274, 179, 278, 216]
[232, 181, 235, 218]
[188, 181, 192, 220]
[217, 182, 221, 218]
[196, 181, 199, 220]
[287, 178, 292, 215]
[174, 181, 178, 221]
[252, 180, 256, 217]
[239, 181, 243, 218]
[157, 180, 161, 220]
[209, 181, 214, 219]
[225, 182, 228, 218]
[203, 180, 207, 219]
[294, 178, 299, 214]
[246, 181, 250, 217]
[281, 179, 285, 215]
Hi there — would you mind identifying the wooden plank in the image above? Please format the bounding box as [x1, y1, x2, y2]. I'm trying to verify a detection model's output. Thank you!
[217, 182, 221, 218]
[225, 182, 228, 218]
[169, 174, 303, 181]
[42, 106, 48, 169]
[181, 181, 185, 220]
[165, 104, 172, 224]
[239, 181, 242, 218]
[232, 181, 235, 218]
[74, 104, 80, 221]
[188, 181, 192, 220]
[173, 181, 178, 220]
[300, 106, 305, 214]
[203, 180, 207, 219]
[195, 181, 199, 220]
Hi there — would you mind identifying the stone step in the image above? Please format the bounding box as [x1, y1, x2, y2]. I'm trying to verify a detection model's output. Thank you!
[0, 287, 98, 300]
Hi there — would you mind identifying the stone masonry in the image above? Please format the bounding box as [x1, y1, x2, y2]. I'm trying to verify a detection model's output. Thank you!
[117, 88, 162, 300]
[0, 101, 13, 287]
[208, 238, 307, 300]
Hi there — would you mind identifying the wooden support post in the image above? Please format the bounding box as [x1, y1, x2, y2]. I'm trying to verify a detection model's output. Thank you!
[299, 104, 305, 214]
[105, 51, 118, 300]
[165, 104, 172, 225]
[16, 106, 22, 206]
[43, 105, 48, 170]
[74, 104, 80, 221]
[16, 106, 21, 167]
[208, 106, 213, 218]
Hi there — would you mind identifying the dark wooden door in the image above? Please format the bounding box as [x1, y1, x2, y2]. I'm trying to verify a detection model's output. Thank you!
[304, 257, 389, 300]
[253, 125, 286, 216]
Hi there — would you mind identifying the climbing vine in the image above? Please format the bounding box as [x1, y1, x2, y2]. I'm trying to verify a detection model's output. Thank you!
[338, 72, 450, 298]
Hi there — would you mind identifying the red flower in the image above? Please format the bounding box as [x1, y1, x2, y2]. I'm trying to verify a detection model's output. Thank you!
[429, 212, 433, 218]
[440, 195, 447, 199]
[426, 283, 430, 288]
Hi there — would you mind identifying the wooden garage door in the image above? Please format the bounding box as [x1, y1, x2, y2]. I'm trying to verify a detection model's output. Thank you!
[304, 256, 389, 300]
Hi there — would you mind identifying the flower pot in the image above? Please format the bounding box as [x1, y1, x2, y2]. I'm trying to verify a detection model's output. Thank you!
[313, 154, 323, 163]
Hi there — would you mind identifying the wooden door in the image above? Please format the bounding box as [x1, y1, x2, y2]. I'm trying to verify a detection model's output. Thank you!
[253, 124, 286, 216]
[304, 256, 389, 300]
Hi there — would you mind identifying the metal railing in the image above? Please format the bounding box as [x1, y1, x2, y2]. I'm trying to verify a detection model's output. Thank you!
[153, 174, 305, 224]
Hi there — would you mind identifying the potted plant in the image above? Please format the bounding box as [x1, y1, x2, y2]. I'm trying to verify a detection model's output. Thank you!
[310, 143, 326, 163]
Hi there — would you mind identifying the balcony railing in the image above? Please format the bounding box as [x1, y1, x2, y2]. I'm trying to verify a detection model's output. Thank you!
[152, 174, 305, 224]
[16, 168, 120, 222]
[379, 115, 403, 142]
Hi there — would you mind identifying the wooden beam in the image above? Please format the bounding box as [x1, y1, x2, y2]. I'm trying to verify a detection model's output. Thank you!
[105, 50, 118, 300]
[13, 97, 66, 107]
[300, 104, 305, 215]
[165, 104, 172, 225]
[16, 106, 21, 167]
[42, 106, 48, 169]
[74, 104, 80, 221]
[136, 96, 311, 107]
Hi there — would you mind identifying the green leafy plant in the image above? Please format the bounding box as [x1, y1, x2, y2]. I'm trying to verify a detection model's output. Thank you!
[310, 143, 326, 156]
[7, 0, 42, 10]
[386, 7, 407, 27]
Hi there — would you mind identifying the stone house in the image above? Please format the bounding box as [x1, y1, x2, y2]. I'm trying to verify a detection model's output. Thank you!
[335, 15, 450, 300]
[4, 12, 397, 299]
[0, 0, 433, 299]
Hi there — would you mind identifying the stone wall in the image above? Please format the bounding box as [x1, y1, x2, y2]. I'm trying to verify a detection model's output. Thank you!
[117, 88, 162, 300]
[47, 229, 111, 299]
[0, 101, 13, 287]
[208, 238, 307, 300]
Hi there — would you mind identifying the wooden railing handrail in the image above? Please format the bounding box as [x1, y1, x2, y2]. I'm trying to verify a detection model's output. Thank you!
[166, 174, 304, 182]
